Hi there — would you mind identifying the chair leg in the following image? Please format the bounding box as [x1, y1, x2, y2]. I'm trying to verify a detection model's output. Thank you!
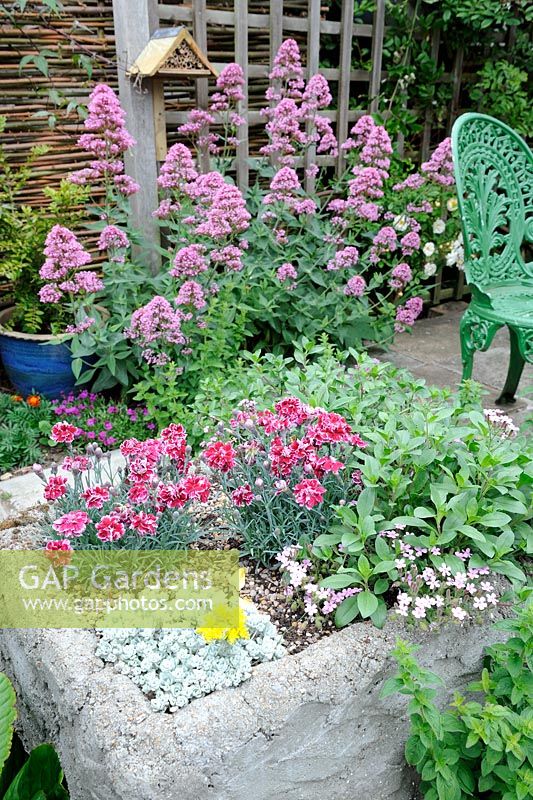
[496, 327, 525, 405]
[459, 311, 475, 380]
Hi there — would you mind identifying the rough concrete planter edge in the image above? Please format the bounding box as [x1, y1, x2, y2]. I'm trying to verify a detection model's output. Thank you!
[0, 616, 506, 800]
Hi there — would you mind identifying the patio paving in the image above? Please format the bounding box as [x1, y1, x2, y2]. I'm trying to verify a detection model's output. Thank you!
[378, 301, 533, 427]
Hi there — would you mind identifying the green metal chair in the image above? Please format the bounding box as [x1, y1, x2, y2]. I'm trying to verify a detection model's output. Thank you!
[451, 112, 533, 403]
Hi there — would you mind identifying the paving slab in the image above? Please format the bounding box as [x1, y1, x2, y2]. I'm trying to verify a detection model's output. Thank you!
[379, 301, 533, 427]
[0, 450, 124, 522]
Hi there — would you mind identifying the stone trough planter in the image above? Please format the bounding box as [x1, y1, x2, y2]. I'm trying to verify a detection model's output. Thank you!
[0, 617, 505, 800]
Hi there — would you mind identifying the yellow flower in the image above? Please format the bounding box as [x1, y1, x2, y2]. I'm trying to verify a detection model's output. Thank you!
[447, 197, 458, 212]
[196, 604, 249, 644]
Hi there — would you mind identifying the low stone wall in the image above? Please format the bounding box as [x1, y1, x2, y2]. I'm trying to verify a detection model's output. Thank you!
[0, 618, 505, 800]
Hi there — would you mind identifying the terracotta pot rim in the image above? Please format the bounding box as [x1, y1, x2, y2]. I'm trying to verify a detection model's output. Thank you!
[0, 307, 69, 343]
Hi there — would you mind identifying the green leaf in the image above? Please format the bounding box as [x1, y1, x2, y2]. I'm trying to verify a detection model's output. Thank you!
[320, 573, 358, 590]
[356, 487, 375, 519]
[479, 511, 511, 528]
[0, 672, 17, 776]
[370, 597, 387, 628]
[334, 595, 360, 627]
[3, 744, 64, 800]
[357, 591, 378, 619]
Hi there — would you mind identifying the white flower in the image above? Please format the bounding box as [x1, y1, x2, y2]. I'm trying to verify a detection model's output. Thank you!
[424, 262, 437, 277]
[423, 241, 436, 257]
[447, 197, 458, 212]
[393, 214, 409, 232]
[433, 219, 446, 235]
[452, 606, 468, 622]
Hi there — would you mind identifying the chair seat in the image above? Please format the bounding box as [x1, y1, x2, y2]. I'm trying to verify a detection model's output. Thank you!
[476, 286, 533, 328]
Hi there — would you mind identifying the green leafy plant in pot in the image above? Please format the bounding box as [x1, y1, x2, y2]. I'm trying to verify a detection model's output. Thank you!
[0, 115, 92, 397]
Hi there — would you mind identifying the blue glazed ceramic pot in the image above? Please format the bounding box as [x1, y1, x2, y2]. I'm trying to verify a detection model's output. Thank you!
[0, 307, 76, 399]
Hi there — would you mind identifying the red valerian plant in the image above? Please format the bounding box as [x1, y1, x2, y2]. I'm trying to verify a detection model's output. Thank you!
[199, 397, 367, 565]
[38, 421, 211, 550]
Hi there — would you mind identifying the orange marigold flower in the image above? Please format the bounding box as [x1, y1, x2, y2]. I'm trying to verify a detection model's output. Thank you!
[11, 394, 23, 403]
[26, 395, 41, 407]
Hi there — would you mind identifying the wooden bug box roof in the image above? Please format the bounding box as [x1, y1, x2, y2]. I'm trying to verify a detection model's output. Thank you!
[128, 27, 218, 78]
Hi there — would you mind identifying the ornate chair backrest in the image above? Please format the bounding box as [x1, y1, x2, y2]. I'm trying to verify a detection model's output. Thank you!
[451, 113, 533, 294]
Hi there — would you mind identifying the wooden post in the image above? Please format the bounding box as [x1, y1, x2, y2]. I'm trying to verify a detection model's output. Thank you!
[369, 0, 385, 113]
[304, 0, 321, 193]
[112, 0, 160, 270]
[269, 0, 283, 69]
[193, 0, 211, 173]
[447, 47, 464, 134]
[234, 0, 249, 191]
[336, 0, 354, 175]
[420, 28, 440, 162]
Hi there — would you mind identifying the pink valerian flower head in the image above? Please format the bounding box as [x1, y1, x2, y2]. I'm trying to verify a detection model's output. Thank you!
[77, 84, 134, 155]
[95, 515, 125, 542]
[176, 280, 207, 310]
[97, 225, 129, 253]
[276, 262, 297, 289]
[327, 246, 359, 271]
[52, 510, 89, 538]
[178, 108, 217, 152]
[72, 271, 104, 294]
[210, 244, 243, 272]
[170, 244, 209, 278]
[195, 182, 251, 239]
[302, 74, 332, 112]
[65, 316, 96, 334]
[293, 478, 326, 509]
[232, 483, 255, 507]
[394, 296, 424, 332]
[268, 166, 300, 196]
[344, 275, 367, 297]
[70, 84, 136, 190]
[260, 98, 306, 165]
[359, 124, 393, 173]
[185, 170, 226, 204]
[343, 115, 376, 151]
[421, 138, 454, 186]
[157, 143, 198, 191]
[39, 225, 103, 305]
[81, 485, 110, 509]
[389, 262, 413, 289]
[40, 225, 91, 282]
[44, 475, 68, 501]
[152, 199, 181, 219]
[210, 63, 245, 113]
[39, 284, 63, 304]
[203, 440, 236, 472]
[400, 231, 421, 256]
[393, 173, 426, 192]
[113, 174, 140, 196]
[268, 39, 305, 100]
[349, 166, 385, 200]
[51, 421, 79, 443]
[126, 297, 186, 364]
